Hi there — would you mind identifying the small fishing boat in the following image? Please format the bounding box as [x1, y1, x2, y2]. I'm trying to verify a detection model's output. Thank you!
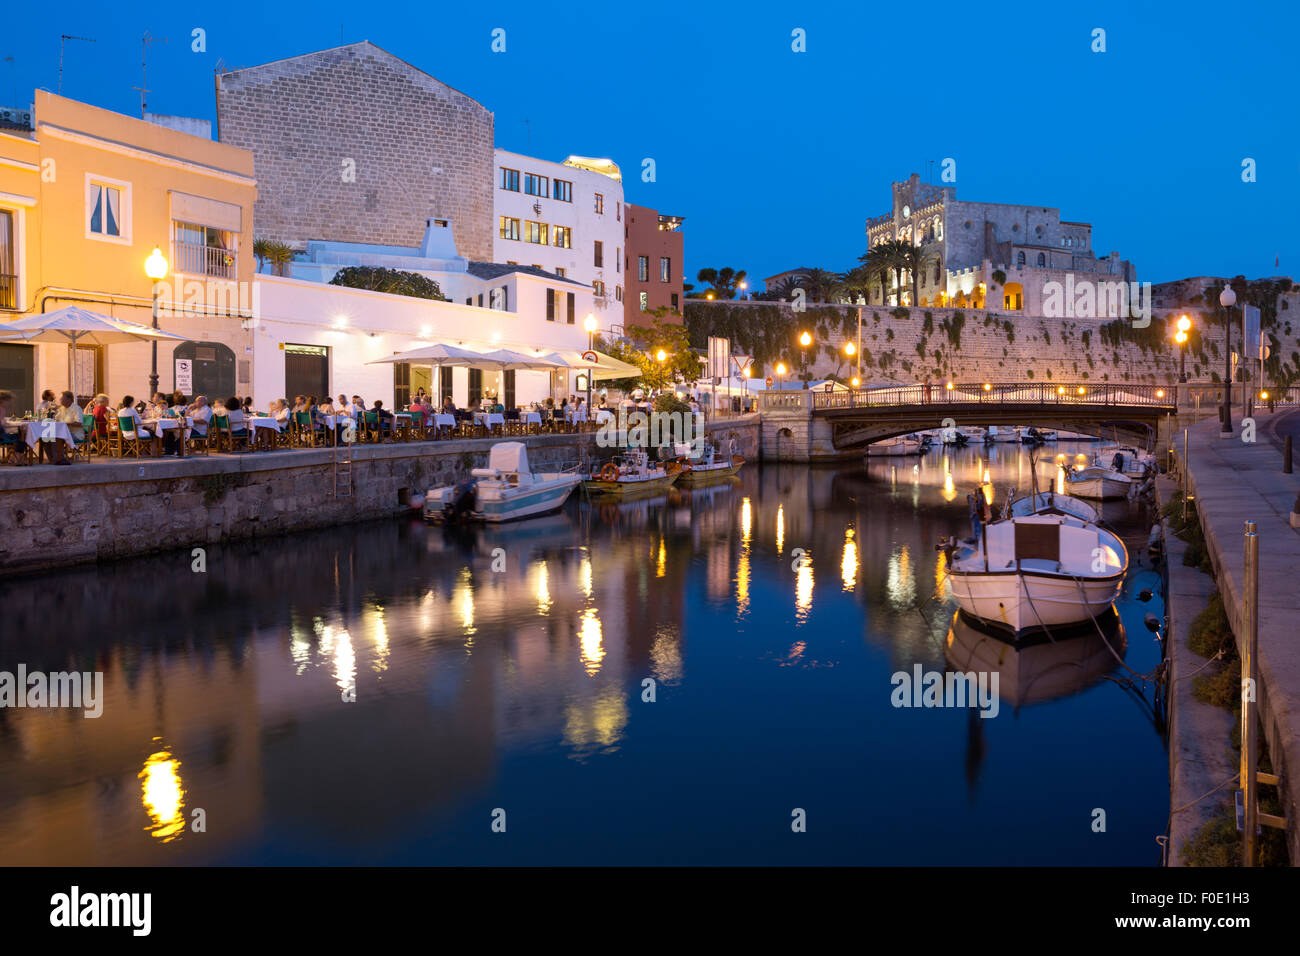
[424, 441, 581, 523]
[1006, 490, 1101, 524]
[942, 511, 1127, 634]
[1096, 444, 1157, 477]
[866, 435, 924, 457]
[986, 425, 1020, 443]
[1064, 464, 1133, 500]
[677, 440, 745, 484]
[583, 447, 681, 496]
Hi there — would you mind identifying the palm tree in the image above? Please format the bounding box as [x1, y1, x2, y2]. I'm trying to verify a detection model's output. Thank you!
[253, 238, 269, 275]
[896, 242, 938, 307]
[799, 268, 843, 304]
[696, 267, 747, 299]
[862, 241, 905, 306]
[264, 240, 295, 277]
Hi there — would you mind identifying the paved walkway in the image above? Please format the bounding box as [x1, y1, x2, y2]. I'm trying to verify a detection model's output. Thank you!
[1177, 409, 1300, 862]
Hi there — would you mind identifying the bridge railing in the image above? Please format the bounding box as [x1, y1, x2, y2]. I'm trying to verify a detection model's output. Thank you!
[810, 382, 1178, 411]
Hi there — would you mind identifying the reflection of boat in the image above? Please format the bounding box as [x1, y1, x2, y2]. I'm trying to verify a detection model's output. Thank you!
[583, 447, 681, 497]
[945, 609, 1125, 705]
[1065, 464, 1132, 500]
[866, 436, 924, 457]
[1007, 490, 1100, 524]
[676, 440, 744, 484]
[943, 512, 1127, 634]
[423, 442, 581, 523]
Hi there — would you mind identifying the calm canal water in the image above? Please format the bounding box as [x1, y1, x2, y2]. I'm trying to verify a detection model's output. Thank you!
[0, 442, 1167, 865]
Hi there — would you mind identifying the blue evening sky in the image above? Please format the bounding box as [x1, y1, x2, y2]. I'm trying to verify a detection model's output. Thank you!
[7, 0, 1297, 286]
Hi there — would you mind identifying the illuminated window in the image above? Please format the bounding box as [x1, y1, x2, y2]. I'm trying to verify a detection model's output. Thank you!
[660, 257, 671, 282]
[593, 280, 606, 296]
[525, 220, 548, 244]
[553, 226, 571, 249]
[639, 291, 648, 311]
[499, 216, 520, 241]
[638, 255, 649, 282]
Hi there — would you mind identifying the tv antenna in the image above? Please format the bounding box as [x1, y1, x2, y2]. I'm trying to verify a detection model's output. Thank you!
[58, 34, 95, 95]
[133, 31, 168, 118]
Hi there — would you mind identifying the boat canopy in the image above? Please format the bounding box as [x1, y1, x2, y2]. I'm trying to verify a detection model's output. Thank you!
[488, 441, 529, 480]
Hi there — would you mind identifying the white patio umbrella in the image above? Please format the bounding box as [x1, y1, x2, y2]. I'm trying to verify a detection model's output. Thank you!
[0, 305, 187, 404]
[365, 343, 486, 366]
[473, 348, 571, 371]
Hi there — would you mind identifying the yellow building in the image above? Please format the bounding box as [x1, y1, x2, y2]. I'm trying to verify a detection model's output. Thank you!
[0, 91, 257, 411]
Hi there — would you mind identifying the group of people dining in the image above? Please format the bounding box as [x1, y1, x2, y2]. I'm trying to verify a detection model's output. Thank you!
[2, 380, 668, 466]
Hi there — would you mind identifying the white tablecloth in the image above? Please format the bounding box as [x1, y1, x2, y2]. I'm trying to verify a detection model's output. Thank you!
[520, 411, 542, 425]
[248, 417, 282, 433]
[433, 414, 456, 429]
[474, 413, 505, 428]
[18, 420, 77, 449]
[594, 409, 615, 423]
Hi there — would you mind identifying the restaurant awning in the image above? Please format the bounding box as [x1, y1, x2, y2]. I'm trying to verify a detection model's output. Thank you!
[549, 349, 641, 381]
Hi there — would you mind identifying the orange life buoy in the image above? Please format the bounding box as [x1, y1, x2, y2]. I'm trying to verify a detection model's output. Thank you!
[599, 462, 619, 482]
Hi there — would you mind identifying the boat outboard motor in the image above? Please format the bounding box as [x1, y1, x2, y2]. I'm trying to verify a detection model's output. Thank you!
[1111, 452, 1125, 471]
[443, 477, 478, 522]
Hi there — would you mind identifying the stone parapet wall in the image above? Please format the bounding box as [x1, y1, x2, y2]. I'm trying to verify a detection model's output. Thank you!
[0, 417, 759, 574]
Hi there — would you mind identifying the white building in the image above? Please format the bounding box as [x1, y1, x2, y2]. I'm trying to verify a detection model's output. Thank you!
[493, 151, 626, 333]
[249, 217, 597, 408]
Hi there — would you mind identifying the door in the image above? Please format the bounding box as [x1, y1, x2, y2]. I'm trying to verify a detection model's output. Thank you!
[174, 340, 236, 402]
[0, 343, 34, 414]
[284, 344, 329, 402]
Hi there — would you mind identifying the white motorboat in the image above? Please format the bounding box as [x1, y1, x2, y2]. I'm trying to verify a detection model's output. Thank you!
[986, 425, 1020, 443]
[1006, 490, 1101, 524]
[1096, 444, 1157, 477]
[1064, 464, 1133, 500]
[582, 447, 681, 496]
[424, 441, 581, 523]
[943, 512, 1127, 634]
[867, 436, 924, 457]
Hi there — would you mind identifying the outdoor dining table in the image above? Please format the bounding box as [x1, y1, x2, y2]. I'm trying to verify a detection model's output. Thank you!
[474, 412, 505, 432]
[594, 409, 615, 424]
[17, 419, 77, 450]
[247, 416, 283, 449]
[394, 411, 421, 440]
[520, 411, 542, 426]
[144, 416, 195, 458]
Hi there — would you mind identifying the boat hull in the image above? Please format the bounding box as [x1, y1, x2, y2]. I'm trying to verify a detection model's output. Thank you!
[948, 567, 1123, 633]
[676, 461, 743, 484]
[582, 472, 680, 496]
[423, 476, 579, 524]
[866, 439, 922, 457]
[1066, 476, 1131, 500]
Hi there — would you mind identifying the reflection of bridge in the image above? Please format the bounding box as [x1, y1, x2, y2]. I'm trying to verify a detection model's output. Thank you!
[759, 383, 1179, 460]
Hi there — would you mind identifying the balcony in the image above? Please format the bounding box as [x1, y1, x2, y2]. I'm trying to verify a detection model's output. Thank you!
[0, 273, 16, 310]
[173, 240, 237, 280]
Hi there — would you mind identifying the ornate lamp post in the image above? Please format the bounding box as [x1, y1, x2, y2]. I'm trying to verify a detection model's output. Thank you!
[775, 361, 787, 391]
[1175, 314, 1191, 385]
[798, 330, 812, 389]
[1220, 284, 1236, 436]
[144, 246, 169, 397]
[583, 313, 597, 411]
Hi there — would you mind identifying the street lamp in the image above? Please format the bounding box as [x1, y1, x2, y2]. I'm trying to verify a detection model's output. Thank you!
[738, 280, 748, 301]
[1175, 314, 1191, 385]
[1220, 284, 1236, 436]
[775, 361, 787, 390]
[798, 330, 812, 389]
[843, 341, 858, 387]
[144, 246, 169, 396]
[656, 348, 668, 393]
[583, 313, 597, 412]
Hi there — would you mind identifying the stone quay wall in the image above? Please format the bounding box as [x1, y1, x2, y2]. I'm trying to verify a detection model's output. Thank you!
[0, 417, 759, 575]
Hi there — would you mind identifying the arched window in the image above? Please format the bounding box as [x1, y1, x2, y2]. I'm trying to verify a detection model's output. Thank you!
[1036, 253, 1045, 266]
[1016, 251, 1025, 266]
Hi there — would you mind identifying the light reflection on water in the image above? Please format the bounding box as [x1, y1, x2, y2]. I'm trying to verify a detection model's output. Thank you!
[0, 442, 1167, 865]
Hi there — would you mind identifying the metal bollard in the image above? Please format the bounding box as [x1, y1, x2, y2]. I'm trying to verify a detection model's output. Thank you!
[1285, 435, 1293, 475]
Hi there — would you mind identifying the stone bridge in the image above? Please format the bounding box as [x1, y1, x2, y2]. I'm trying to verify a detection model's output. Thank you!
[759, 382, 1179, 461]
